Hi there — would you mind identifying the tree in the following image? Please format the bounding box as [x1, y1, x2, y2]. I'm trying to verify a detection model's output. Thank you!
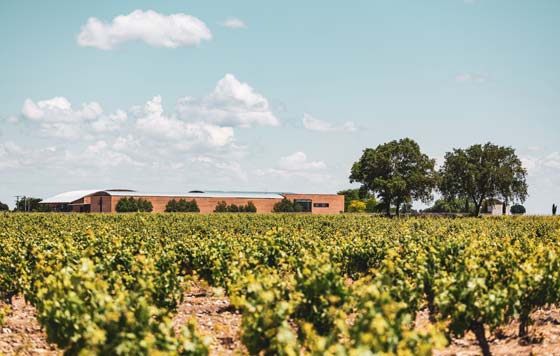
[15, 197, 51, 212]
[423, 197, 474, 214]
[365, 198, 377, 213]
[510, 204, 526, 215]
[337, 188, 371, 212]
[347, 200, 366, 213]
[272, 198, 302, 213]
[116, 197, 153, 213]
[214, 201, 228, 213]
[349, 138, 437, 216]
[0, 201, 9, 211]
[165, 199, 199, 212]
[213, 201, 257, 213]
[439, 143, 528, 217]
[244, 201, 257, 213]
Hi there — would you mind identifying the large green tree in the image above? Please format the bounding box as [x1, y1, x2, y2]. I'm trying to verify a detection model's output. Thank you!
[15, 197, 50, 212]
[337, 187, 371, 212]
[439, 142, 528, 216]
[349, 138, 437, 216]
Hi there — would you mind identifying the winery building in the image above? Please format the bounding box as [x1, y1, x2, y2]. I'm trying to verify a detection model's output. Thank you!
[41, 189, 344, 214]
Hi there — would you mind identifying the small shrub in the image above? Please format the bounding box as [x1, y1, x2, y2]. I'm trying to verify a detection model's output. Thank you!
[510, 204, 526, 215]
[348, 200, 366, 213]
[272, 198, 302, 213]
[166, 199, 200, 213]
[116, 197, 153, 213]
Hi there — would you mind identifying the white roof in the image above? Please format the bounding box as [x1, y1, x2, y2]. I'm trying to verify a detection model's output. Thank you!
[42, 189, 285, 203]
[42, 189, 104, 203]
[108, 191, 285, 199]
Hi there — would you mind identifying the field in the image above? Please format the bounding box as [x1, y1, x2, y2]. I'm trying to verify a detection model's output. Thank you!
[1, 214, 560, 356]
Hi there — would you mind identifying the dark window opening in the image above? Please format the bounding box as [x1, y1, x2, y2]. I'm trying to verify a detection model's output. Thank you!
[294, 199, 312, 212]
[313, 203, 329, 208]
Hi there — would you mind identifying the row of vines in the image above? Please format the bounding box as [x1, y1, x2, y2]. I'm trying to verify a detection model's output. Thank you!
[1, 214, 559, 355]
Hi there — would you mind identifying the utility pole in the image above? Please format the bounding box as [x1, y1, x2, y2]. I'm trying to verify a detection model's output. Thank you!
[14, 196, 21, 212]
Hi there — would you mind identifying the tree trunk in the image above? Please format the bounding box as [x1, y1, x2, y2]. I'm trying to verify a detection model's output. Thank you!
[424, 283, 436, 322]
[465, 200, 469, 214]
[395, 202, 401, 217]
[471, 321, 492, 356]
[474, 203, 481, 217]
[518, 311, 529, 338]
[385, 201, 391, 217]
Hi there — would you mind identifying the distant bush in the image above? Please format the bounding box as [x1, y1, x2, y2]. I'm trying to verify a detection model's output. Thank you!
[165, 199, 200, 213]
[0, 201, 9, 211]
[214, 201, 257, 213]
[348, 200, 366, 213]
[272, 198, 302, 213]
[510, 204, 526, 215]
[15, 197, 50, 212]
[116, 197, 153, 213]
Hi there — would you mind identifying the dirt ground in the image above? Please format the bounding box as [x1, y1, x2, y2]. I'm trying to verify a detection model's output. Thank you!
[2, 286, 560, 356]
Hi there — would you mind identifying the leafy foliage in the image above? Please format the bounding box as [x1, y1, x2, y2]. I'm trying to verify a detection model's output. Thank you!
[347, 200, 366, 213]
[165, 199, 200, 213]
[510, 204, 526, 215]
[213, 201, 257, 213]
[272, 198, 303, 213]
[350, 138, 437, 216]
[15, 197, 50, 212]
[115, 197, 154, 212]
[1, 214, 560, 356]
[439, 143, 528, 216]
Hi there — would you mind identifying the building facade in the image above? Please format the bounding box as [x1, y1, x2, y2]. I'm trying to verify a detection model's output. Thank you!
[41, 189, 344, 214]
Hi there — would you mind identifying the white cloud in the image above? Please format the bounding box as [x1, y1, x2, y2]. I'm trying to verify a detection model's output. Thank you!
[278, 152, 326, 171]
[5, 116, 19, 124]
[90, 110, 127, 133]
[77, 10, 212, 50]
[521, 152, 560, 175]
[302, 113, 356, 133]
[176, 74, 279, 128]
[221, 17, 247, 29]
[20, 97, 126, 139]
[455, 73, 487, 83]
[134, 96, 234, 149]
[62, 140, 142, 169]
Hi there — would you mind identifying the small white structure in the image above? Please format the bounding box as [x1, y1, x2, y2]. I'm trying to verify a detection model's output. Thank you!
[489, 203, 509, 215]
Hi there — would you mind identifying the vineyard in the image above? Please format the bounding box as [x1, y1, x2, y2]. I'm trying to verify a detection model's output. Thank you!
[1, 214, 560, 356]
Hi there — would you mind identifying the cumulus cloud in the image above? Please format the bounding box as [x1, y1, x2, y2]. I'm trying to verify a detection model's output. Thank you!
[221, 17, 247, 29]
[77, 10, 212, 50]
[455, 73, 487, 83]
[134, 96, 234, 149]
[521, 152, 560, 175]
[68, 140, 142, 168]
[176, 74, 279, 127]
[278, 152, 326, 171]
[302, 113, 356, 133]
[20, 97, 126, 139]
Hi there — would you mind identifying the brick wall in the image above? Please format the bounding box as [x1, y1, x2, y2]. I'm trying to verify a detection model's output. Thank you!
[283, 194, 344, 214]
[107, 196, 282, 213]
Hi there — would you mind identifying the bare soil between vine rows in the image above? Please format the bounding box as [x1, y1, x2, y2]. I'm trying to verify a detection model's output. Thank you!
[2, 285, 560, 356]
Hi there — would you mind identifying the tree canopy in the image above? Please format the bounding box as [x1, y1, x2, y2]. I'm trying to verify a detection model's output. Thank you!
[439, 143, 528, 216]
[15, 197, 50, 212]
[115, 197, 153, 213]
[349, 138, 437, 216]
[165, 199, 200, 213]
[0, 201, 9, 211]
[272, 199, 303, 213]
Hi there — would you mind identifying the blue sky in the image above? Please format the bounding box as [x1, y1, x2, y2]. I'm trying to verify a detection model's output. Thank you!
[1, 0, 559, 213]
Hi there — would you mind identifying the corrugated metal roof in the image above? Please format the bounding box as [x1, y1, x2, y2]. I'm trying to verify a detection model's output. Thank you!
[107, 191, 285, 199]
[42, 190, 286, 203]
[42, 190, 105, 203]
